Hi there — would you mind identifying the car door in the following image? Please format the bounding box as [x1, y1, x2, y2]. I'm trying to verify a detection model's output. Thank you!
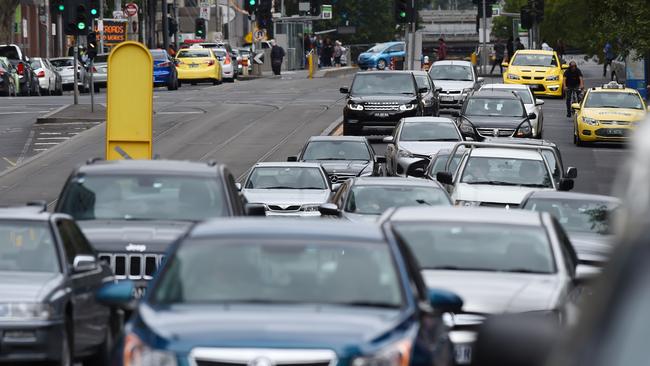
[56, 218, 111, 354]
[385, 123, 401, 176]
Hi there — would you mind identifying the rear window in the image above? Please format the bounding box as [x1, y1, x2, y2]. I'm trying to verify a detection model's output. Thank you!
[30, 59, 42, 69]
[50, 58, 73, 68]
[0, 46, 20, 60]
[212, 49, 227, 58]
[177, 50, 211, 58]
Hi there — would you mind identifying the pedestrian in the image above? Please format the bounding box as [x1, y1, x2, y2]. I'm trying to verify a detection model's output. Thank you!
[270, 40, 285, 76]
[333, 41, 343, 67]
[490, 39, 506, 75]
[167, 44, 176, 57]
[541, 40, 553, 51]
[556, 39, 566, 61]
[437, 38, 448, 61]
[515, 37, 525, 51]
[564, 60, 584, 117]
[603, 41, 615, 77]
[506, 36, 514, 61]
[322, 38, 334, 67]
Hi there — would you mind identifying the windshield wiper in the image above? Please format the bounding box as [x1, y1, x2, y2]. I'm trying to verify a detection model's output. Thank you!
[417, 138, 460, 142]
[338, 301, 401, 309]
[500, 268, 550, 274]
[518, 183, 551, 188]
[465, 181, 519, 186]
[317, 158, 350, 161]
[423, 265, 495, 271]
[300, 187, 327, 190]
[416, 199, 431, 206]
[260, 186, 295, 189]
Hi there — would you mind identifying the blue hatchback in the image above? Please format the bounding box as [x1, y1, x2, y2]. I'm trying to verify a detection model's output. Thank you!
[98, 219, 461, 366]
[150, 49, 179, 90]
[357, 42, 406, 70]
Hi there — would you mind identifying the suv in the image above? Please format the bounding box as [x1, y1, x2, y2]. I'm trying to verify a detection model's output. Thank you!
[54, 159, 258, 296]
[341, 71, 427, 135]
[0, 44, 39, 96]
[428, 60, 482, 111]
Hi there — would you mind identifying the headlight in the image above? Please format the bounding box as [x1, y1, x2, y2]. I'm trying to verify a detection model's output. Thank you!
[398, 149, 413, 158]
[399, 104, 416, 111]
[582, 116, 599, 126]
[456, 200, 481, 207]
[0, 303, 52, 321]
[352, 339, 412, 366]
[458, 119, 475, 135]
[359, 165, 374, 176]
[546, 75, 559, 81]
[516, 121, 532, 137]
[300, 204, 320, 212]
[462, 87, 474, 94]
[124, 333, 178, 366]
[507, 73, 520, 80]
[348, 103, 364, 111]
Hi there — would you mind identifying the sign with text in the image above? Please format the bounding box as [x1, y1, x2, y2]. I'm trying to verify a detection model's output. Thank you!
[97, 19, 128, 47]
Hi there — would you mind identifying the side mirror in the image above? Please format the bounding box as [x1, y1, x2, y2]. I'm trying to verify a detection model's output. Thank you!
[464, 136, 475, 141]
[374, 155, 386, 164]
[566, 167, 578, 179]
[382, 136, 394, 143]
[235, 182, 242, 191]
[527, 112, 537, 120]
[436, 171, 453, 185]
[339, 86, 349, 94]
[477, 77, 485, 84]
[558, 178, 574, 191]
[561, 63, 569, 69]
[571, 103, 580, 110]
[501, 61, 509, 67]
[418, 87, 428, 94]
[245, 203, 267, 216]
[73, 255, 98, 273]
[318, 203, 341, 217]
[96, 280, 135, 308]
[535, 99, 545, 106]
[575, 263, 600, 286]
[427, 288, 463, 313]
[435, 87, 443, 93]
[450, 110, 460, 117]
[286, 155, 298, 162]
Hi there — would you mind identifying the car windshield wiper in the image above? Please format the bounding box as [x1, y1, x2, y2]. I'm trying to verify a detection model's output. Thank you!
[260, 186, 295, 189]
[500, 268, 550, 274]
[300, 186, 327, 190]
[337, 301, 401, 309]
[416, 138, 460, 142]
[415, 199, 431, 206]
[518, 183, 551, 188]
[423, 265, 495, 271]
[317, 158, 350, 161]
[465, 181, 519, 186]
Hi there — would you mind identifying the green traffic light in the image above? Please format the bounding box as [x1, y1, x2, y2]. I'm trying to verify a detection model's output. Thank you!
[77, 22, 86, 30]
[249, 0, 255, 5]
[58, 4, 64, 11]
[399, 11, 406, 18]
[90, 8, 98, 15]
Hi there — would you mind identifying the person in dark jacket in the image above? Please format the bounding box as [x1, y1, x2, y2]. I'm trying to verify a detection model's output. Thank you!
[270, 40, 285, 76]
[506, 37, 514, 61]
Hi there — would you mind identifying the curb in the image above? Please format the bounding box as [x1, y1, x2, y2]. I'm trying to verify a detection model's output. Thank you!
[36, 104, 106, 124]
[316, 67, 358, 78]
[321, 117, 343, 136]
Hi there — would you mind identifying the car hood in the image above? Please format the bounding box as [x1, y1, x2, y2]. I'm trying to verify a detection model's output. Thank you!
[349, 95, 416, 104]
[431, 80, 474, 91]
[306, 160, 371, 176]
[138, 303, 407, 353]
[422, 270, 563, 313]
[342, 212, 381, 223]
[398, 141, 458, 156]
[568, 232, 614, 264]
[464, 116, 527, 128]
[243, 189, 330, 205]
[581, 108, 646, 121]
[358, 52, 380, 60]
[455, 183, 554, 205]
[0, 271, 63, 302]
[507, 65, 559, 76]
[77, 220, 193, 253]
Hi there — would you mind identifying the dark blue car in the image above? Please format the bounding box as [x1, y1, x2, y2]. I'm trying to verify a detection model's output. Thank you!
[98, 219, 461, 366]
[150, 49, 179, 90]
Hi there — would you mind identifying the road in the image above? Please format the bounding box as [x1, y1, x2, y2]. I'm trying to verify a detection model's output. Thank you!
[0, 58, 628, 206]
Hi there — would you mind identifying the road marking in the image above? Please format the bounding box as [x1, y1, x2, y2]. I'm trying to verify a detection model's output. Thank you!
[34, 142, 60, 145]
[38, 132, 63, 135]
[2, 157, 15, 167]
[155, 111, 205, 115]
[16, 130, 35, 165]
[35, 137, 71, 140]
[0, 111, 51, 115]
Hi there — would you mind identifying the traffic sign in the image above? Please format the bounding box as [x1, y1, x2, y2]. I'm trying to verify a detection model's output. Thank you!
[253, 29, 265, 41]
[124, 3, 138, 17]
[106, 42, 153, 161]
[253, 52, 264, 65]
[321, 4, 332, 19]
[200, 6, 210, 20]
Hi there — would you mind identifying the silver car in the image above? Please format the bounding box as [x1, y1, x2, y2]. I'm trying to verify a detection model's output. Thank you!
[240, 162, 332, 216]
[89, 53, 108, 92]
[50, 57, 89, 92]
[429, 60, 483, 111]
[203, 46, 235, 82]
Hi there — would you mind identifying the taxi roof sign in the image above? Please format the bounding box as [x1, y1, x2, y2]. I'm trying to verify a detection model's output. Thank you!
[602, 81, 625, 89]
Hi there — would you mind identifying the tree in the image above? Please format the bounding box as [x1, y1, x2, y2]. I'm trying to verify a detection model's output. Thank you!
[0, 0, 19, 43]
[314, 0, 399, 44]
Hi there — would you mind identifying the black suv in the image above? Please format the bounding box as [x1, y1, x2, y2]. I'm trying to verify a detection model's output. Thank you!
[0, 203, 116, 365]
[341, 71, 427, 135]
[454, 90, 536, 140]
[54, 159, 259, 297]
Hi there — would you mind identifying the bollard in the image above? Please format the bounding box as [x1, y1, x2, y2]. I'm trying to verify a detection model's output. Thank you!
[471, 52, 478, 66]
[242, 56, 249, 76]
[308, 52, 313, 79]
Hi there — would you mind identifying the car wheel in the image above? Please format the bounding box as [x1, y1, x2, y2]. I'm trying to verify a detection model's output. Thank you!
[190, 81, 197, 85]
[377, 59, 387, 70]
[343, 123, 361, 136]
[574, 126, 585, 147]
[168, 79, 177, 90]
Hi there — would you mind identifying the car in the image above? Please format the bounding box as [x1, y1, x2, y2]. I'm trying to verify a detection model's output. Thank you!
[521, 191, 620, 270]
[479, 83, 545, 138]
[0, 56, 18, 96]
[502, 49, 567, 97]
[202, 46, 235, 82]
[610, 54, 626, 83]
[89, 53, 108, 92]
[97, 218, 460, 366]
[454, 90, 536, 140]
[288, 136, 384, 182]
[341, 71, 427, 135]
[0, 44, 40, 96]
[572, 81, 647, 145]
[30, 57, 61, 95]
[428, 60, 483, 111]
[54, 159, 254, 297]
[50, 56, 89, 92]
[381, 206, 583, 366]
[174, 47, 222, 85]
[413, 70, 442, 116]
[421, 148, 464, 181]
[357, 41, 406, 70]
[150, 49, 179, 90]
[319, 177, 452, 222]
[0, 203, 117, 365]
[436, 142, 574, 207]
[384, 117, 463, 177]
[240, 162, 332, 216]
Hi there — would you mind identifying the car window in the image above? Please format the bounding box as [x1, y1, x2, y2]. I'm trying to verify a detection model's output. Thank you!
[584, 92, 644, 110]
[367, 44, 386, 53]
[57, 220, 94, 265]
[414, 75, 431, 91]
[465, 98, 524, 117]
[511, 53, 558, 67]
[0, 221, 59, 272]
[50, 58, 74, 68]
[350, 73, 416, 95]
[212, 49, 228, 58]
[0, 46, 20, 59]
[30, 59, 42, 69]
[345, 185, 451, 214]
[386, 44, 404, 53]
[429, 65, 473, 81]
[246, 167, 327, 190]
[177, 50, 212, 58]
[429, 154, 462, 176]
[461, 156, 553, 188]
[399, 122, 461, 142]
[524, 198, 619, 235]
[302, 141, 371, 161]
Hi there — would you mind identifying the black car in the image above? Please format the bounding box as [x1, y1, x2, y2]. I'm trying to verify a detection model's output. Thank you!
[454, 90, 536, 140]
[412, 70, 442, 116]
[0, 203, 116, 365]
[288, 136, 384, 183]
[54, 159, 259, 296]
[341, 71, 428, 135]
[0, 44, 39, 96]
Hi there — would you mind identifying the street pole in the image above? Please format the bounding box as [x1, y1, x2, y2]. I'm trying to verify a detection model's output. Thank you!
[174, 0, 179, 49]
[73, 36, 79, 105]
[90, 19, 95, 113]
[481, 0, 487, 75]
[57, 13, 63, 56]
[45, 0, 51, 58]
[99, 0, 104, 52]
[408, 0, 415, 70]
[162, 0, 169, 50]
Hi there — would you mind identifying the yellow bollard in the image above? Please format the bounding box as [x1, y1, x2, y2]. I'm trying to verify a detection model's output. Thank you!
[471, 52, 478, 66]
[308, 52, 314, 79]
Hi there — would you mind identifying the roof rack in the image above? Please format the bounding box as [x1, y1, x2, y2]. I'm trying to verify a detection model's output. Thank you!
[445, 141, 561, 173]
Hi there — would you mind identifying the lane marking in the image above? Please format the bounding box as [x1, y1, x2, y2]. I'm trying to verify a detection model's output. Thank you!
[156, 111, 205, 115]
[35, 137, 71, 140]
[16, 130, 35, 165]
[2, 157, 15, 167]
[0, 111, 51, 115]
[34, 142, 59, 145]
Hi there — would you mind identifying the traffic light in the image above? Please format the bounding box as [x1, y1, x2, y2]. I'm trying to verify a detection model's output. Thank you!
[530, 0, 544, 22]
[195, 18, 207, 39]
[520, 5, 533, 29]
[87, 32, 97, 59]
[63, 0, 92, 35]
[52, 0, 65, 13]
[394, 0, 413, 23]
[89, 0, 99, 18]
[244, 0, 257, 16]
[75, 2, 88, 32]
[257, 0, 272, 28]
[309, 0, 321, 16]
[168, 16, 178, 37]
[478, 4, 493, 17]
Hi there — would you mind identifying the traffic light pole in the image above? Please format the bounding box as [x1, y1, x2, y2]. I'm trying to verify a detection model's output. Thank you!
[73, 36, 79, 105]
[481, 0, 487, 75]
[408, 0, 415, 70]
[90, 20, 95, 113]
[45, 0, 51, 58]
[161, 0, 169, 51]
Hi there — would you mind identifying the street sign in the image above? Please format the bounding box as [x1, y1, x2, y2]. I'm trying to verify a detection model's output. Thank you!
[321, 4, 332, 19]
[200, 6, 210, 20]
[253, 52, 264, 65]
[253, 29, 265, 41]
[95, 19, 128, 47]
[106, 41, 153, 161]
[124, 3, 138, 17]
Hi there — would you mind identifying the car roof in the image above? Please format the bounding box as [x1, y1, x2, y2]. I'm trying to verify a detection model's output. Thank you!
[526, 191, 620, 203]
[515, 49, 556, 55]
[469, 90, 519, 99]
[470, 148, 543, 160]
[253, 162, 323, 168]
[402, 116, 455, 124]
[0, 205, 53, 221]
[589, 87, 640, 94]
[481, 83, 532, 91]
[388, 207, 544, 226]
[482, 137, 558, 148]
[432, 60, 472, 66]
[356, 71, 415, 76]
[76, 159, 223, 176]
[307, 135, 368, 142]
[190, 218, 386, 242]
[352, 177, 444, 187]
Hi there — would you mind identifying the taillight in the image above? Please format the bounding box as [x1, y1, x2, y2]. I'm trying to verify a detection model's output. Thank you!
[158, 61, 170, 68]
[16, 63, 24, 75]
[37, 70, 45, 78]
[91, 67, 97, 72]
[206, 60, 215, 66]
[224, 55, 231, 65]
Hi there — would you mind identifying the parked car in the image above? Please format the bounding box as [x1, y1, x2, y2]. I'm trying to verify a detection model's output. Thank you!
[428, 60, 483, 111]
[0, 44, 39, 96]
[0, 203, 117, 365]
[0, 56, 17, 96]
[237, 47, 253, 74]
[97, 218, 460, 366]
[479, 83, 545, 138]
[50, 57, 89, 92]
[357, 41, 406, 70]
[30, 57, 62, 95]
[89, 53, 108, 92]
[150, 49, 179, 90]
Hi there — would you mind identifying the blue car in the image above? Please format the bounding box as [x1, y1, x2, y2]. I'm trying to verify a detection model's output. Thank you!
[357, 42, 406, 70]
[97, 218, 461, 366]
[150, 49, 179, 90]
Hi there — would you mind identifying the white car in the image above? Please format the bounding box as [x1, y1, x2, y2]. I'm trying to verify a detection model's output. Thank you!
[201, 45, 235, 82]
[30, 57, 60, 95]
[436, 142, 575, 207]
[479, 83, 545, 138]
[428, 60, 483, 111]
[50, 57, 89, 92]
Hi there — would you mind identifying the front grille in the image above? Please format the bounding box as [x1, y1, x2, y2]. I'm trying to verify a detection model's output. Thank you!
[476, 128, 515, 137]
[595, 128, 629, 137]
[99, 253, 166, 280]
[267, 205, 301, 212]
[364, 102, 400, 111]
[600, 120, 631, 126]
[479, 202, 519, 208]
[442, 90, 462, 94]
[329, 173, 356, 183]
[189, 348, 337, 366]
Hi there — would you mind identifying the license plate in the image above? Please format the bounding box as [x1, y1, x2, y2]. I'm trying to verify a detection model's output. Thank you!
[608, 128, 625, 136]
[454, 344, 472, 365]
[189, 64, 199, 68]
[441, 95, 454, 101]
[375, 112, 389, 118]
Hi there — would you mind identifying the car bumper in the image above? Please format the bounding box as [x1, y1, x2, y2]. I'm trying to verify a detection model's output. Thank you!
[503, 78, 563, 96]
[438, 94, 467, 109]
[154, 69, 173, 84]
[265, 211, 321, 217]
[178, 66, 220, 80]
[37, 78, 49, 89]
[221, 64, 235, 78]
[344, 109, 419, 131]
[577, 123, 635, 142]
[0, 319, 65, 362]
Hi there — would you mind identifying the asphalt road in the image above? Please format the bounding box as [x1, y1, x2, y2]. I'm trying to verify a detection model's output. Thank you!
[0, 59, 629, 205]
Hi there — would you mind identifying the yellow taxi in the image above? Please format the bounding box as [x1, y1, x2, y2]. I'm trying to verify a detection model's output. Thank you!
[573, 82, 647, 145]
[175, 47, 222, 85]
[502, 50, 566, 97]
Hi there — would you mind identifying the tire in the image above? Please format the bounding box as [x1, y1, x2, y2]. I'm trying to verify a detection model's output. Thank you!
[377, 59, 387, 70]
[574, 126, 585, 147]
[343, 122, 361, 136]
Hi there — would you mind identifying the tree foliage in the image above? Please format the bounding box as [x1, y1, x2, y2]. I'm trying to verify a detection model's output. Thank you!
[0, 0, 19, 43]
[314, 0, 399, 45]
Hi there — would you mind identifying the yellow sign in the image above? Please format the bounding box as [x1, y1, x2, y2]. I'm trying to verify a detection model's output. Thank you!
[106, 41, 153, 160]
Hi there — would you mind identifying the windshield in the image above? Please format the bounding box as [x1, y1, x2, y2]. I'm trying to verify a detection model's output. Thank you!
[393, 222, 555, 274]
[50, 58, 73, 68]
[0, 221, 59, 273]
[302, 141, 371, 161]
[153, 239, 404, 307]
[0, 46, 19, 59]
[58, 175, 228, 221]
[177, 50, 211, 58]
[465, 98, 524, 117]
[524, 199, 618, 235]
[484, 88, 533, 104]
[366, 44, 386, 53]
[212, 49, 228, 58]
[584, 92, 644, 110]
[511, 53, 557, 67]
[461, 156, 552, 188]
[346, 185, 451, 215]
[429, 65, 473, 81]
[350, 74, 416, 95]
[246, 167, 327, 190]
[399, 122, 461, 141]
[150, 50, 167, 60]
